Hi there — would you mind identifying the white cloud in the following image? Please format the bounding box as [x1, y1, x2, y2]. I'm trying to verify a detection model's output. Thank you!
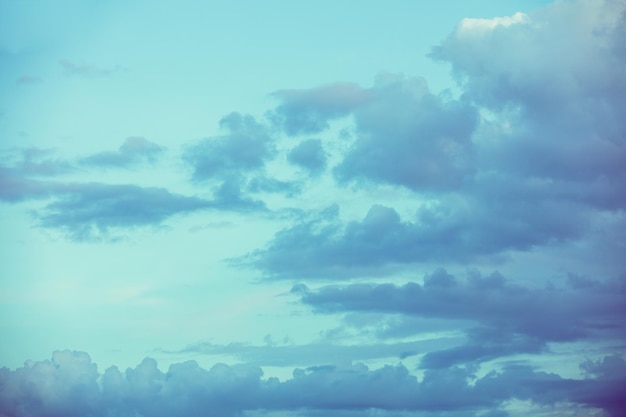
[457, 12, 530, 36]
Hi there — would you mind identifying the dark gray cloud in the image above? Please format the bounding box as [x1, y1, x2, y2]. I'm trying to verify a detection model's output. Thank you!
[297, 269, 626, 368]
[184, 112, 275, 181]
[270, 82, 369, 136]
[80, 137, 164, 168]
[287, 138, 327, 174]
[1, 350, 624, 417]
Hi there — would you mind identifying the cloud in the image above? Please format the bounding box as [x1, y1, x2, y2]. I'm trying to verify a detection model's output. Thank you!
[0, 166, 56, 202]
[35, 180, 267, 240]
[246, 175, 301, 196]
[0, 165, 266, 240]
[270, 82, 369, 136]
[247, 0, 626, 277]
[15, 75, 42, 84]
[297, 269, 626, 367]
[36, 183, 212, 240]
[80, 137, 164, 168]
[184, 112, 275, 182]
[431, 0, 626, 193]
[0, 147, 74, 178]
[59, 59, 125, 77]
[1, 350, 624, 417]
[241, 192, 590, 279]
[287, 139, 327, 174]
[171, 338, 461, 368]
[334, 74, 479, 191]
[271, 75, 478, 191]
[456, 12, 530, 35]
[209, 177, 268, 212]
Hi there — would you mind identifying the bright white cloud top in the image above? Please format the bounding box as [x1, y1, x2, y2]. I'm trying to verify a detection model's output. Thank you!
[1, 1, 625, 416]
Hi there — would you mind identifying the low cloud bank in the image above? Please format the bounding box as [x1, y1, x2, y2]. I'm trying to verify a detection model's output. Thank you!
[1, 350, 624, 417]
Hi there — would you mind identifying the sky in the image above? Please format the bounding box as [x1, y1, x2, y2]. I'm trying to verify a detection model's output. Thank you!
[1, 0, 626, 416]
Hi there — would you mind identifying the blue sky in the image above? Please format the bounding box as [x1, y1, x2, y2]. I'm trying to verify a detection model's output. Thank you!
[1, 0, 626, 416]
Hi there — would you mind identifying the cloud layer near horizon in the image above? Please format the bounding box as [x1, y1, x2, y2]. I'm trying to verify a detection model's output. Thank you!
[1, 350, 625, 417]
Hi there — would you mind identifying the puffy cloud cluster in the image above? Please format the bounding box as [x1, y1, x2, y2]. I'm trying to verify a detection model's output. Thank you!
[184, 112, 302, 198]
[1, 350, 625, 417]
[248, 0, 626, 277]
[0, 122, 283, 239]
[430, 0, 626, 204]
[272, 74, 478, 191]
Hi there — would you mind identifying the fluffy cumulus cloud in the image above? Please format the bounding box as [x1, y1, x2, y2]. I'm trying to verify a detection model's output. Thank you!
[430, 0, 626, 198]
[297, 269, 626, 367]
[1, 350, 625, 417]
[249, 0, 626, 278]
[184, 112, 276, 182]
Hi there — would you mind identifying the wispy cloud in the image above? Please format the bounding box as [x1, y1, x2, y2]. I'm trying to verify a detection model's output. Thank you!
[59, 59, 126, 77]
[80, 137, 164, 168]
[170, 338, 461, 367]
[15, 75, 42, 85]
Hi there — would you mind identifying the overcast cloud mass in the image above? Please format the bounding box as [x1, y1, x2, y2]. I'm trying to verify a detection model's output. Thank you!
[1, 0, 625, 416]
